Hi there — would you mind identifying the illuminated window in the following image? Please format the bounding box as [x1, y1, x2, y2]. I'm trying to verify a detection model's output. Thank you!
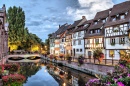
[109, 50, 114, 57]
[119, 50, 126, 59]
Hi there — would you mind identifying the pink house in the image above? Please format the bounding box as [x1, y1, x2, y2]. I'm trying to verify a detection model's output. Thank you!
[0, 4, 8, 60]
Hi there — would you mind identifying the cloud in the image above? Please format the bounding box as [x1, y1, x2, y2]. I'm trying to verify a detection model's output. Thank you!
[26, 20, 43, 26]
[66, 0, 114, 20]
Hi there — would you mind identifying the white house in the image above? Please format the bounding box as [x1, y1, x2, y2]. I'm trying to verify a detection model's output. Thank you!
[49, 33, 56, 55]
[84, 9, 111, 59]
[104, 1, 130, 60]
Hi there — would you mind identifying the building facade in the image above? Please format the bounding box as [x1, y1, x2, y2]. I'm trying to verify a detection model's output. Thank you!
[49, 1, 130, 61]
[0, 4, 8, 59]
[104, 1, 130, 59]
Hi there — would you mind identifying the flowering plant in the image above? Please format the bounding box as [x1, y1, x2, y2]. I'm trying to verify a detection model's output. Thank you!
[78, 55, 84, 66]
[93, 49, 104, 63]
[3, 64, 20, 73]
[86, 60, 130, 86]
[49, 54, 54, 59]
[2, 74, 26, 85]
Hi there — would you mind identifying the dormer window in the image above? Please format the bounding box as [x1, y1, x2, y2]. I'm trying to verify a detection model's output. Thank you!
[116, 14, 119, 17]
[125, 11, 128, 15]
[112, 16, 116, 21]
[120, 14, 125, 19]
[95, 29, 100, 33]
[90, 30, 93, 34]
[102, 19, 106, 23]
[97, 29, 100, 33]
[94, 21, 98, 25]
[84, 24, 88, 27]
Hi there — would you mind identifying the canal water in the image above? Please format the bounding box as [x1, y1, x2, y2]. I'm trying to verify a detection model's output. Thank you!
[9, 59, 94, 86]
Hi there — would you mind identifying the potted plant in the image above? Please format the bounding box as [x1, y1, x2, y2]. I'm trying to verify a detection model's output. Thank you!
[59, 53, 64, 60]
[66, 54, 72, 64]
[93, 49, 104, 64]
[49, 54, 54, 59]
[78, 55, 84, 66]
[86, 59, 130, 86]
[111, 42, 115, 46]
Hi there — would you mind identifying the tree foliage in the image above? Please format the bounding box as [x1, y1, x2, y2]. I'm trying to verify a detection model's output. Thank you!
[7, 6, 43, 51]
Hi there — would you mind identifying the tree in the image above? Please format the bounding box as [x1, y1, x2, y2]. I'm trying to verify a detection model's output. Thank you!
[7, 6, 44, 51]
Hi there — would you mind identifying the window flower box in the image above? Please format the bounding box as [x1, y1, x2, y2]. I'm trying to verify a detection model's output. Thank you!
[111, 42, 115, 46]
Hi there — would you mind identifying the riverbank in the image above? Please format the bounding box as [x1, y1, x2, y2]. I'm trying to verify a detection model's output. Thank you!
[42, 56, 114, 76]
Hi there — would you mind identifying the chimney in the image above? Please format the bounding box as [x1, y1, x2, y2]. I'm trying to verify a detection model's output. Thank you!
[82, 16, 86, 19]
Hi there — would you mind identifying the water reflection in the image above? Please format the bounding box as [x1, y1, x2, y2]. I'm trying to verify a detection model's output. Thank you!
[18, 62, 59, 86]
[9, 60, 94, 86]
[23, 66, 59, 86]
[44, 60, 95, 86]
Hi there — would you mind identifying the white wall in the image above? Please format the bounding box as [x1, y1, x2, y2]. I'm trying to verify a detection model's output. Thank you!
[72, 31, 85, 57]
[105, 37, 129, 49]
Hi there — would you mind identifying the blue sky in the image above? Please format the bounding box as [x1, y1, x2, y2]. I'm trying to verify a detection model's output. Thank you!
[0, 0, 126, 42]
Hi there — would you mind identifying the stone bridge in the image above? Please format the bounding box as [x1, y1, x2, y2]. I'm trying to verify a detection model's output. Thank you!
[6, 54, 43, 63]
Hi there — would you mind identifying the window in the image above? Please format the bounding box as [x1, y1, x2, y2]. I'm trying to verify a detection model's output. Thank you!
[125, 11, 128, 15]
[90, 30, 93, 34]
[73, 33, 76, 38]
[109, 50, 114, 57]
[120, 15, 125, 19]
[110, 38, 115, 45]
[78, 32, 81, 37]
[119, 37, 125, 44]
[78, 40, 81, 45]
[88, 51, 91, 58]
[95, 29, 100, 33]
[119, 50, 126, 58]
[112, 16, 116, 21]
[80, 49, 82, 52]
[73, 40, 76, 45]
[87, 39, 90, 44]
[76, 49, 79, 52]
[95, 39, 99, 44]
[84, 24, 88, 27]
[102, 19, 106, 23]
[97, 29, 100, 33]
[94, 21, 97, 25]
[62, 39, 64, 42]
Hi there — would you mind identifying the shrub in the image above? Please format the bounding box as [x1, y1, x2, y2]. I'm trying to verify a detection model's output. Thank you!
[2, 74, 26, 85]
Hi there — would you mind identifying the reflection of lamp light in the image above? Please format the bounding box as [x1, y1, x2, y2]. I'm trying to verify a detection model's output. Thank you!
[63, 83, 66, 86]
[44, 69, 47, 72]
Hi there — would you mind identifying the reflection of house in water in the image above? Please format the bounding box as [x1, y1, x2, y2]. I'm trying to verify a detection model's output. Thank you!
[46, 62, 94, 86]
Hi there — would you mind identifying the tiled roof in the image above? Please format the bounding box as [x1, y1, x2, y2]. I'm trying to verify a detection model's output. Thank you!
[73, 19, 93, 32]
[84, 9, 110, 38]
[66, 19, 83, 35]
[105, 1, 130, 27]
[94, 8, 111, 20]
[110, 1, 130, 16]
[50, 33, 56, 39]
[56, 24, 66, 35]
[69, 19, 82, 29]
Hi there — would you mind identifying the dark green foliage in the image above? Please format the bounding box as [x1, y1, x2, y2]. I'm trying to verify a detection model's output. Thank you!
[7, 6, 43, 50]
